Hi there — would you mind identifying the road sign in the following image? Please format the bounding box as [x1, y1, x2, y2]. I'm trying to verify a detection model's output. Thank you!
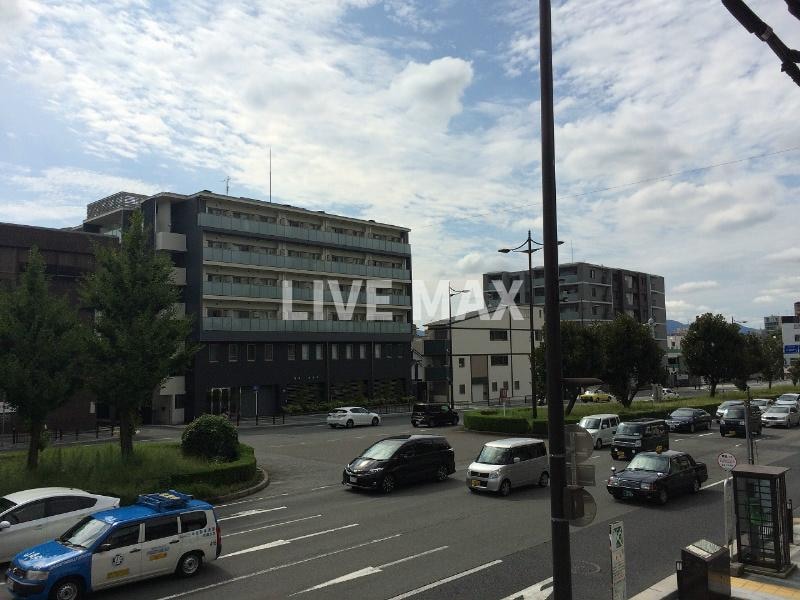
[784, 345, 799, 354]
[717, 452, 737, 472]
[610, 520, 626, 600]
[565, 424, 594, 462]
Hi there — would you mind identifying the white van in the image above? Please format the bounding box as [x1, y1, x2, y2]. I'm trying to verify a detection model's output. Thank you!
[467, 438, 549, 496]
[578, 414, 620, 449]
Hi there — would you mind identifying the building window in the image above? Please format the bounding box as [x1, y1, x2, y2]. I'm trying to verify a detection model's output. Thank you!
[514, 381, 520, 390]
[458, 358, 465, 368]
[360, 344, 367, 359]
[247, 344, 256, 362]
[174, 394, 185, 410]
[264, 344, 273, 361]
[287, 344, 295, 361]
[492, 382, 498, 392]
[385, 344, 393, 359]
[489, 330, 508, 341]
[209, 344, 220, 363]
[331, 344, 339, 360]
[228, 344, 239, 362]
[503, 381, 509, 390]
[592, 305, 599, 316]
[374, 344, 381, 359]
[346, 344, 353, 359]
[591, 287, 597, 297]
[459, 384, 466, 395]
[316, 344, 323, 360]
[590, 269, 595, 279]
[301, 344, 310, 360]
[490, 355, 509, 366]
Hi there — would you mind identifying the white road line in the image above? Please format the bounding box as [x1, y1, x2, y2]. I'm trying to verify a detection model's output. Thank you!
[590, 456, 600, 459]
[220, 523, 359, 558]
[674, 439, 684, 442]
[702, 478, 726, 490]
[215, 493, 289, 508]
[218, 506, 286, 521]
[500, 576, 554, 599]
[152, 534, 402, 600]
[383, 560, 503, 600]
[223, 514, 322, 538]
[291, 546, 448, 595]
[698, 432, 714, 437]
[311, 485, 334, 491]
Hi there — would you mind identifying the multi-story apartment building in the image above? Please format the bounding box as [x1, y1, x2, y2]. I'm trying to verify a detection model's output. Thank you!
[421, 307, 545, 405]
[83, 190, 413, 424]
[483, 262, 667, 346]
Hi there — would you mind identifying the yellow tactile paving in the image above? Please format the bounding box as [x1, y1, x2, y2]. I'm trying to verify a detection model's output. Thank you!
[732, 576, 800, 599]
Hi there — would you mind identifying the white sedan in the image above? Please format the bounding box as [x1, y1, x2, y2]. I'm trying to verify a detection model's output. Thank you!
[0, 487, 119, 563]
[327, 407, 381, 428]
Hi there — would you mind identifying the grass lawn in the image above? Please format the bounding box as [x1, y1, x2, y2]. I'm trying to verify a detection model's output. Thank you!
[0, 442, 259, 504]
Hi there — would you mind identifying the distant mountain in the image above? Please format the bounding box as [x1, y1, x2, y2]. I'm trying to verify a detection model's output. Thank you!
[667, 319, 759, 335]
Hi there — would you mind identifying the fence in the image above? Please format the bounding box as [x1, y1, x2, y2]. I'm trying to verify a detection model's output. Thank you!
[0, 424, 119, 449]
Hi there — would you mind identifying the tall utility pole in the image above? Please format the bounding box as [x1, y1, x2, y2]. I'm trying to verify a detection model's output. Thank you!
[447, 284, 467, 410]
[539, 0, 572, 598]
[527, 232, 538, 419]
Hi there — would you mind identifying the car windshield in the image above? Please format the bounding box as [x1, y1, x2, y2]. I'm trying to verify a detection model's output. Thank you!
[59, 516, 110, 549]
[719, 401, 742, 409]
[361, 439, 405, 460]
[670, 409, 694, 417]
[0, 497, 16, 515]
[579, 418, 601, 429]
[626, 455, 669, 472]
[752, 400, 769, 406]
[777, 395, 798, 403]
[413, 404, 430, 412]
[726, 408, 745, 418]
[332, 409, 347, 414]
[768, 406, 790, 414]
[616, 423, 644, 436]
[476, 446, 511, 465]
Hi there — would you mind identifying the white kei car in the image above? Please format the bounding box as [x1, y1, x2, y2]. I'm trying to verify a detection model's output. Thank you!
[0, 487, 119, 563]
[327, 407, 381, 428]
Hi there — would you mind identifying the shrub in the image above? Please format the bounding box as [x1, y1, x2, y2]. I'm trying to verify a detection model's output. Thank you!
[181, 415, 239, 461]
[463, 412, 530, 434]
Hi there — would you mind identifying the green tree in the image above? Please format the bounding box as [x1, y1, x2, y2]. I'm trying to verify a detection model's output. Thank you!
[681, 313, 742, 397]
[732, 333, 764, 391]
[789, 362, 800, 386]
[600, 314, 664, 407]
[81, 211, 199, 459]
[561, 322, 605, 414]
[0, 249, 85, 470]
[759, 333, 785, 388]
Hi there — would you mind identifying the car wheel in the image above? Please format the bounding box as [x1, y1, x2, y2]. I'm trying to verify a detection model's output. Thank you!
[594, 438, 603, 450]
[657, 488, 669, 505]
[498, 479, 512, 497]
[329, 424, 337, 428]
[381, 474, 396, 494]
[706, 422, 711, 431]
[50, 578, 84, 600]
[720, 430, 725, 437]
[411, 421, 419, 428]
[435, 464, 449, 482]
[371, 417, 379, 426]
[346, 419, 354, 429]
[689, 423, 695, 433]
[692, 479, 701, 494]
[539, 471, 550, 487]
[452, 415, 459, 425]
[176, 552, 203, 577]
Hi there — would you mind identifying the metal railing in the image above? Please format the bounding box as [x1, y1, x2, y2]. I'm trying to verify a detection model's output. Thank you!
[86, 192, 146, 219]
[203, 317, 413, 333]
[0, 424, 119, 449]
[203, 281, 411, 306]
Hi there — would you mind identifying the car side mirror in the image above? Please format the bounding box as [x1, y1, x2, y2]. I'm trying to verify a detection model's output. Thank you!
[0, 520, 11, 530]
[610, 467, 616, 474]
[513, 457, 521, 464]
[97, 543, 112, 553]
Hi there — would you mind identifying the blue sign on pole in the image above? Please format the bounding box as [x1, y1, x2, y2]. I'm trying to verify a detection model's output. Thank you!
[785, 345, 800, 354]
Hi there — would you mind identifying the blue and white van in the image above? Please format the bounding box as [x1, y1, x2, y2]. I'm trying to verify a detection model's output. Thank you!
[4, 491, 220, 600]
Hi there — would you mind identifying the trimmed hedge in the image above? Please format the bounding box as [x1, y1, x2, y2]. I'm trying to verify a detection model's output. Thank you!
[463, 411, 530, 434]
[182, 414, 239, 461]
[169, 444, 256, 488]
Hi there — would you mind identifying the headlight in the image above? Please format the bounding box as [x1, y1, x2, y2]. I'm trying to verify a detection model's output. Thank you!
[25, 570, 49, 581]
[608, 476, 618, 485]
[640, 482, 654, 490]
[634, 440, 642, 447]
[368, 467, 384, 473]
[488, 471, 500, 479]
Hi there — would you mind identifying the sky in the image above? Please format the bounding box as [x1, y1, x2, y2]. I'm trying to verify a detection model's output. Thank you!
[1, 0, 799, 328]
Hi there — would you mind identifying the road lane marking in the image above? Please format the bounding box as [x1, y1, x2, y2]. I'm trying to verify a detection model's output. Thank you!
[383, 560, 504, 600]
[218, 507, 286, 521]
[674, 439, 683, 442]
[702, 478, 726, 490]
[698, 432, 714, 437]
[221, 523, 359, 558]
[152, 534, 402, 600]
[215, 493, 289, 508]
[500, 576, 554, 599]
[223, 514, 323, 538]
[291, 546, 448, 595]
[311, 485, 334, 491]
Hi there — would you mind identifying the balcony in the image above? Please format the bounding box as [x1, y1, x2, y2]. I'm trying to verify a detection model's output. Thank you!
[203, 247, 411, 281]
[160, 376, 185, 395]
[425, 366, 449, 381]
[202, 281, 411, 306]
[203, 317, 413, 334]
[170, 267, 186, 286]
[156, 232, 187, 252]
[198, 212, 411, 256]
[424, 339, 448, 356]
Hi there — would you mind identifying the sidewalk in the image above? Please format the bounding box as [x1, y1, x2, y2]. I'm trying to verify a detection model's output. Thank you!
[632, 520, 800, 599]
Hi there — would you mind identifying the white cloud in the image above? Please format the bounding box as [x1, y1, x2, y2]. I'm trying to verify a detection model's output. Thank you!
[766, 248, 800, 262]
[672, 281, 719, 294]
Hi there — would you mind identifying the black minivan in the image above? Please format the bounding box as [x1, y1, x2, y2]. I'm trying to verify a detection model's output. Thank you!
[342, 435, 456, 494]
[610, 419, 669, 460]
[411, 403, 459, 427]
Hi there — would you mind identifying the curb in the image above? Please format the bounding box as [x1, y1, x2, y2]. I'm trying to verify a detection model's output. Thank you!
[207, 467, 269, 504]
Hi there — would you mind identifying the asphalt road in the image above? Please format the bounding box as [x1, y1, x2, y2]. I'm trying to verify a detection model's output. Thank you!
[59, 415, 800, 600]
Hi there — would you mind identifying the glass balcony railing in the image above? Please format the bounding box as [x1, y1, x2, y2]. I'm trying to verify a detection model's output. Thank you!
[198, 212, 411, 256]
[203, 317, 413, 334]
[203, 247, 411, 280]
[202, 281, 411, 306]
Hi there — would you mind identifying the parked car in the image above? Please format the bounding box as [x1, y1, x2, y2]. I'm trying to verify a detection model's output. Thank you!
[715, 400, 744, 422]
[577, 388, 615, 403]
[665, 408, 712, 433]
[0, 488, 119, 564]
[327, 407, 381, 428]
[342, 435, 455, 494]
[761, 405, 800, 428]
[751, 398, 773, 413]
[578, 414, 620, 449]
[774, 393, 800, 409]
[466, 438, 549, 496]
[606, 450, 708, 505]
[4, 490, 219, 600]
[651, 387, 680, 400]
[610, 419, 669, 461]
[411, 403, 459, 427]
[720, 405, 762, 437]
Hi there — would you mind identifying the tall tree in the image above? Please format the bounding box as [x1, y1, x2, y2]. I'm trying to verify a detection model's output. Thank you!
[732, 333, 763, 391]
[600, 314, 664, 407]
[81, 211, 198, 459]
[561, 322, 605, 414]
[760, 333, 785, 389]
[789, 361, 800, 386]
[0, 248, 85, 470]
[681, 313, 742, 397]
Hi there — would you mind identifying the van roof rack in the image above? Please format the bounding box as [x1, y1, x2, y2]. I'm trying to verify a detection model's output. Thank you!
[136, 490, 193, 512]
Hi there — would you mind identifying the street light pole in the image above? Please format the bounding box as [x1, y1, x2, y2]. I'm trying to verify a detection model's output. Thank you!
[539, 0, 571, 598]
[527, 232, 538, 419]
[447, 284, 467, 410]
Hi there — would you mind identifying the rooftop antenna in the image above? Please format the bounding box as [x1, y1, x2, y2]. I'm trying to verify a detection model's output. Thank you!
[222, 176, 231, 196]
[269, 147, 272, 203]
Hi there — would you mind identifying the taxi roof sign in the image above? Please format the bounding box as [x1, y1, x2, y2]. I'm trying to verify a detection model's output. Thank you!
[135, 490, 194, 512]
